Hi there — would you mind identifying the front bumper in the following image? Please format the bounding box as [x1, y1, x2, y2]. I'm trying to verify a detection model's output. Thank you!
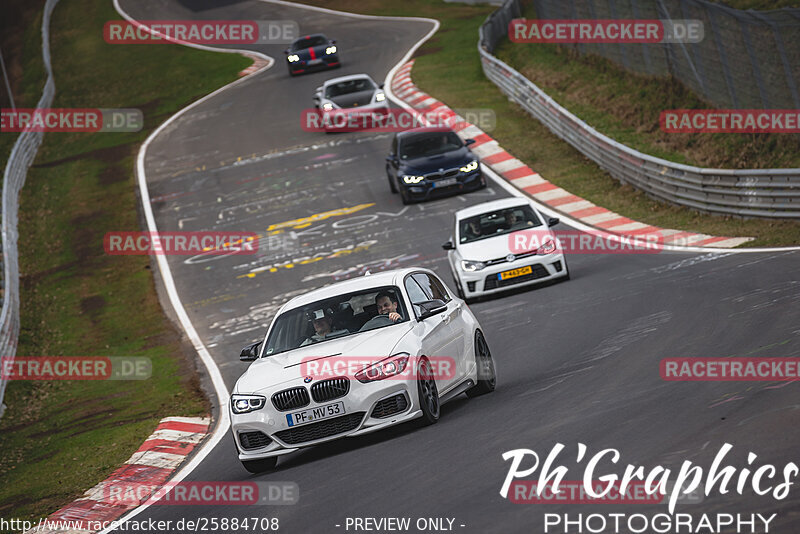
[231, 380, 421, 461]
[288, 54, 339, 74]
[457, 252, 568, 297]
[402, 169, 485, 201]
[321, 103, 391, 131]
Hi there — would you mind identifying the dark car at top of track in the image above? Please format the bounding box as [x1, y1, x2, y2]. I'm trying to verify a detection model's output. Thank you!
[284, 33, 340, 76]
[385, 127, 486, 204]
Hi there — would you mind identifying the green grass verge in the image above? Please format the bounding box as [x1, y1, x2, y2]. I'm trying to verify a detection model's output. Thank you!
[495, 4, 800, 170]
[0, 0, 250, 524]
[300, 0, 800, 247]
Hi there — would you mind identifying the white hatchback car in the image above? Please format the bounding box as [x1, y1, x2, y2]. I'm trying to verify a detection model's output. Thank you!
[230, 268, 496, 473]
[443, 198, 569, 300]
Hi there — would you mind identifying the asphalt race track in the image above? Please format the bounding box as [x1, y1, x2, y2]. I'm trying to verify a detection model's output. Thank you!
[111, 1, 800, 532]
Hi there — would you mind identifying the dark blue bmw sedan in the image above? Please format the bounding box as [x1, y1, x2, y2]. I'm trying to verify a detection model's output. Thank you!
[385, 128, 485, 204]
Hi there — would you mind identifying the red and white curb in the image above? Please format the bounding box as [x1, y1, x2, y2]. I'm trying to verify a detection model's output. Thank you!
[238, 53, 271, 77]
[26, 416, 210, 534]
[391, 60, 752, 249]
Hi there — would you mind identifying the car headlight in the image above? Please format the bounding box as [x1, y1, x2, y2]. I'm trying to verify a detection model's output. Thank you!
[375, 92, 385, 102]
[461, 260, 486, 272]
[537, 238, 556, 255]
[287, 54, 300, 63]
[230, 394, 267, 414]
[325, 46, 337, 55]
[355, 353, 410, 383]
[402, 175, 425, 184]
[460, 160, 479, 173]
[322, 103, 334, 111]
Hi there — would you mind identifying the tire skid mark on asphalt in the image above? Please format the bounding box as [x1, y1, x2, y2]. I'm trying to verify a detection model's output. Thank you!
[225, 133, 392, 170]
[736, 404, 800, 427]
[518, 366, 596, 397]
[705, 335, 800, 408]
[573, 311, 673, 366]
[721, 280, 800, 317]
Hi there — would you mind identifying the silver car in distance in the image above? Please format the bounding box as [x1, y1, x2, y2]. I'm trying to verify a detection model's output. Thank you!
[230, 268, 496, 473]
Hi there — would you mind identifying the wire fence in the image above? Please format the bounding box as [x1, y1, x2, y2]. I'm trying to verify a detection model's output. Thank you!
[0, 0, 60, 418]
[529, 0, 800, 110]
[479, 0, 800, 218]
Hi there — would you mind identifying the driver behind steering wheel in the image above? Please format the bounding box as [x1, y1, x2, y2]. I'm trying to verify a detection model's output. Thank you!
[375, 290, 402, 323]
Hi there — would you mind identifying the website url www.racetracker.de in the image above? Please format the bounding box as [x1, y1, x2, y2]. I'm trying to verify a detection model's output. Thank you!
[3, 516, 281, 532]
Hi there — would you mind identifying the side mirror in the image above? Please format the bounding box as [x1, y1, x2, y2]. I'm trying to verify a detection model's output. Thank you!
[418, 299, 447, 321]
[239, 341, 262, 362]
[331, 39, 337, 44]
[284, 48, 290, 54]
[465, 138, 476, 146]
[548, 217, 560, 227]
[441, 241, 455, 250]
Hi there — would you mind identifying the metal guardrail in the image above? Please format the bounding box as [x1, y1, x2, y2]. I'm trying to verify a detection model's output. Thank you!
[0, 0, 61, 418]
[478, 0, 800, 219]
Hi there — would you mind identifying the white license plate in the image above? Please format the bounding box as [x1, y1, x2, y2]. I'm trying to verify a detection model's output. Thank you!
[433, 178, 458, 188]
[308, 58, 323, 65]
[286, 401, 345, 427]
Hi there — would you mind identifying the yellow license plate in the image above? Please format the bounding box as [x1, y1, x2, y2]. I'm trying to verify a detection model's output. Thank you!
[498, 265, 532, 280]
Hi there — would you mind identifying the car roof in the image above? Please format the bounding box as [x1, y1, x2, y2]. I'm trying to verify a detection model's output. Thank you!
[455, 197, 532, 220]
[279, 268, 427, 311]
[293, 33, 327, 43]
[322, 73, 376, 87]
[396, 127, 456, 139]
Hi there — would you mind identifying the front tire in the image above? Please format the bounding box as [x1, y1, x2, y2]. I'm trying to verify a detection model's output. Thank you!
[241, 456, 278, 474]
[416, 357, 440, 425]
[387, 167, 398, 193]
[451, 270, 464, 299]
[466, 330, 496, 397]
[400, 187, 413, 205]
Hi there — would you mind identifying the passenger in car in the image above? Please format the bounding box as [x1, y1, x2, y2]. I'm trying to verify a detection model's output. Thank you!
[462, 220, 483, 242]
[301, 309, 335, 346]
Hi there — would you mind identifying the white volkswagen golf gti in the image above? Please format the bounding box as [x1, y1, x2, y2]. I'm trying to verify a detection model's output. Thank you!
[230, 268, 496, 473]
[443, 198, 569, 300]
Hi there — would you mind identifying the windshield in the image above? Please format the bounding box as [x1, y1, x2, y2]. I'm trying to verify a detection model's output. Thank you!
[399, 131, 463, 159]
[458, 205, 542, 244]
[325, 78, 374, 98]
[291, 35, 327, 50]
[262, 286, 408, 357]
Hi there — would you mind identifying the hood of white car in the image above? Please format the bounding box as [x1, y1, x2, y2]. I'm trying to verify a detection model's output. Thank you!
[458, 229, 550, 262]
[235, 322, 415, 394]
